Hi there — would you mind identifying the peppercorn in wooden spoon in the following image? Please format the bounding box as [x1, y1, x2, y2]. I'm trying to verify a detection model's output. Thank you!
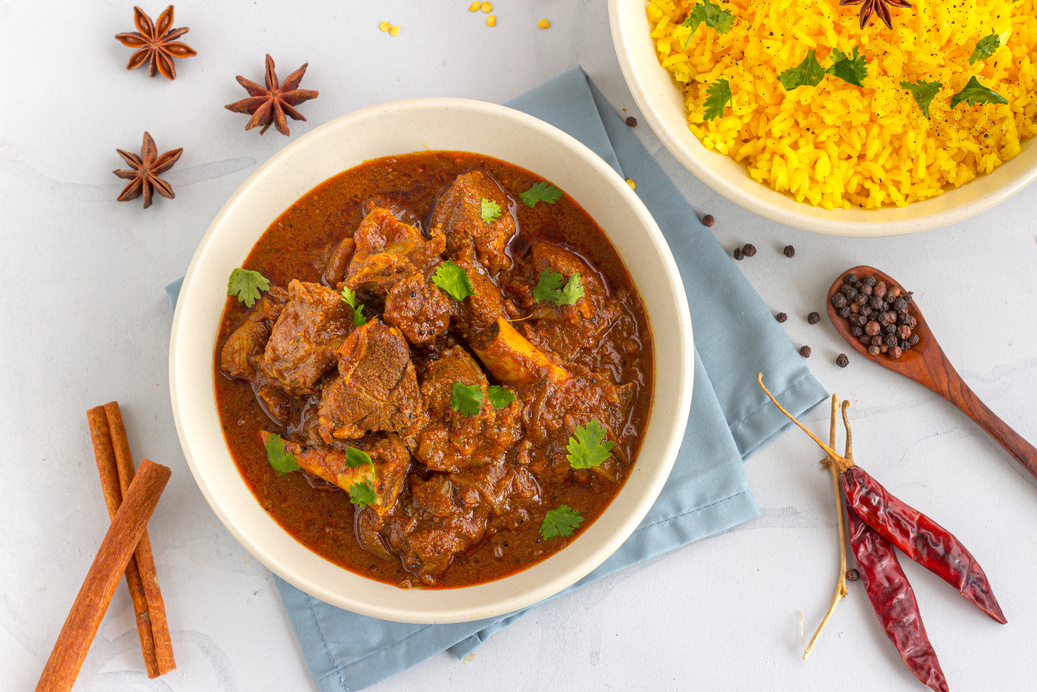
[826, 265, 1037, 482]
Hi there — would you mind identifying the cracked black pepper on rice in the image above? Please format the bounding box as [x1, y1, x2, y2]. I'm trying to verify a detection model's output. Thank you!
[646, 0, 1037, 209]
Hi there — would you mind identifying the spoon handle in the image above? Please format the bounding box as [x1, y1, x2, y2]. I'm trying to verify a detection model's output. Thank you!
[924, 352, 1037, 481]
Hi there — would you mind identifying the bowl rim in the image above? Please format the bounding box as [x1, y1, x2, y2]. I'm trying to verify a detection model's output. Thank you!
[169, 96, 694, 623]
[608, 0, 1037, 237]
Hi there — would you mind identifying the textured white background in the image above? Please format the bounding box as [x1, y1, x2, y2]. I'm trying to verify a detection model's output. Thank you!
[2, 1, 1036, 691]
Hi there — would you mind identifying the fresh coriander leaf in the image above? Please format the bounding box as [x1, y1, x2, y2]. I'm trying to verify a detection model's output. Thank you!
[450, 382, 484, 416]
[827, 47, 867, 88]
[263, 433, 300, 475]
[533, 268, 566, 302]
[343, 446, 373, 470]
[348, 479, 378, 507]
[779, 50, 825, 91]
[900, 80, 943, 119]
[950, 76, 1008, 108]
[519, 181, 562, 208]
[681, 0, 735, 48]
[228, 268, 270, 308]
[557, 274, 585, 306]
[487, 385, 516, 410]
[432, 261, 475, 301]
[480, 198, 502, 223]
[339, 287, 367, 327]
[703, 79, 732, 121]
[565, 419, 615, 469]
[540, 505, 584, 539]
[969, 31, 1000, 65]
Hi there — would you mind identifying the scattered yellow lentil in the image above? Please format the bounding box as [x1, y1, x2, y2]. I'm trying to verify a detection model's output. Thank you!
[378, 21, 390, 32]
[626, 178, 636, 190]
[487, 15, 496, 27]
[469, 1, 481, 10]
[389, 24, 401, 36]
[646, 0, 1037, 210]
[481, 1, 493, 12]
[538, 19, 551, 30]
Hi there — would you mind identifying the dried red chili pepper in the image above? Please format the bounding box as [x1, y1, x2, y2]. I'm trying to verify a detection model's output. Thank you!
[841, 465, 1007, 624]
[846, 503, 949, 692]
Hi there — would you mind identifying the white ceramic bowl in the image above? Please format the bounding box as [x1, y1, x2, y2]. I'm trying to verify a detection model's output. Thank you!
[609, 0, 1037, 237]
[169, 98, 693, 623]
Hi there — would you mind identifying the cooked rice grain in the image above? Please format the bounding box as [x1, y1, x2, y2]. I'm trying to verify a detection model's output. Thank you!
[648, 0, 1037, 209]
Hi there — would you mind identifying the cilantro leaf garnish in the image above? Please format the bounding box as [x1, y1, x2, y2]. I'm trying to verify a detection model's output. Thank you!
[342, 446, 378, 505]
[533, 268, 565, 302]
[779, 50, 825, 91]
[703, 79, 732, 121]
[540, 505, 584, 540]
[519, 181, 562, 208]
[263, 433, 300, 475]
[827, 47, 867, 88]
[681, 0, 735, 48]
[969, 31, 1000, 65]
[450, 382, 484, 416]
[480, 198, 502, 223]
[339, 287, 367, 327]
[432, 261, 475, 301]
[900, 80, 943, 119]
[228, 268, 270, 308]
[487, 385, 516, 410]
[950, 76, 1008, 108]
[533, 269, 585, 306]
[348, 479, 378, 507]
[565, 419, 615, 469]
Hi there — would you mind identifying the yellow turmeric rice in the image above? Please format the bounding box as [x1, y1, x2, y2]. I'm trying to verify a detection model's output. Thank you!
[647, 0, 1037, 209]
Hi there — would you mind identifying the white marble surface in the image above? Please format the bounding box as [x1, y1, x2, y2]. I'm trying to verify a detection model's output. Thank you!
[2, 1, 1036, 691]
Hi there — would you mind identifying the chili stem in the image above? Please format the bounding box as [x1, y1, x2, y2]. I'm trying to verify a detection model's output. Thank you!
[757, 374, 854, 473]
[802, 395, 850, 659]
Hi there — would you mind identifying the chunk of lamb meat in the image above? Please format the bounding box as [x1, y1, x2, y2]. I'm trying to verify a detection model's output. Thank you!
[513, 241, 623, 362]
[383, 271, 457, 345]
[259, 431, 409, 515]
[218, 287, 289, 381]
[383, 473, 490, 583]
[256, 280, 354, 396]
[344, 208, 445, 296]
[430, 171, 515, 276]
[414, 346, 522, 472]
[519, 363, 635, 485]
[318, 318, 428, 442]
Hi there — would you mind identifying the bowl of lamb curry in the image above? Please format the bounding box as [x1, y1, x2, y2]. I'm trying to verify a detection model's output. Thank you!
[170, 99, 692, 622]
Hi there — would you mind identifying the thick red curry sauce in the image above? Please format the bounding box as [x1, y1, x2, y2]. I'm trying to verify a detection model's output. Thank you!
[214, 151, 653, 588]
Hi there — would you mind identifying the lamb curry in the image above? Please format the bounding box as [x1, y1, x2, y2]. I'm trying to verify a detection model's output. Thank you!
[214, 151, 653, 588]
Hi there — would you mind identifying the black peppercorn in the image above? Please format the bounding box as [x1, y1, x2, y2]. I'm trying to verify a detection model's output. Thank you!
[742, 243, 757, 257]
[807, 312, 820, 324]
[783, 245, 795, 258]
[845, 273, 859, 284]
[775, 312, 788, 322]
[863, 275, 876, 287]
[868, 345, 880, 356]
[909, 333, 920, 345]
[850, 326, 863, 337]
[885, 334, 898, 347]
[702, 214, 715, 227]
[894, 297, 908, 311]
[831, 293, 848, 309]
[625, 116, 637, 127]
[799, 345, 811, 358]
[733, 247, 744, 260]
[846, 568, 860, 581]
[839, 306, 852, 319]
[845, 287, 859, 301]
[836, 353, 849, 368]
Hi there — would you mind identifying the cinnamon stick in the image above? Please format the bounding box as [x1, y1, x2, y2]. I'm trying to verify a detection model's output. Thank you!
[98, 402, 176, 675]
[35, 458, 171, 692]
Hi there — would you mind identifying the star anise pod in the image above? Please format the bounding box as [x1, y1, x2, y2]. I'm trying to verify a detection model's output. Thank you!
[113, 132, 183, 209]
[840, 0, 912, 30]
[225, 55, 319, 136]
[115, 5, 197, 80]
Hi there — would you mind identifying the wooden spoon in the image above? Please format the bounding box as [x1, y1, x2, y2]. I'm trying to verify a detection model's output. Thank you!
[827, 265, 1037, 482]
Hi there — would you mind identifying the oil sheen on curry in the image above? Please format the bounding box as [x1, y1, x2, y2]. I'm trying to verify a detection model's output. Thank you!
[214, 151, 653, 588]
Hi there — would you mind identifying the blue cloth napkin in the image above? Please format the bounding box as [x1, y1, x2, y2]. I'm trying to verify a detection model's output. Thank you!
[167, 66, 826, 691]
